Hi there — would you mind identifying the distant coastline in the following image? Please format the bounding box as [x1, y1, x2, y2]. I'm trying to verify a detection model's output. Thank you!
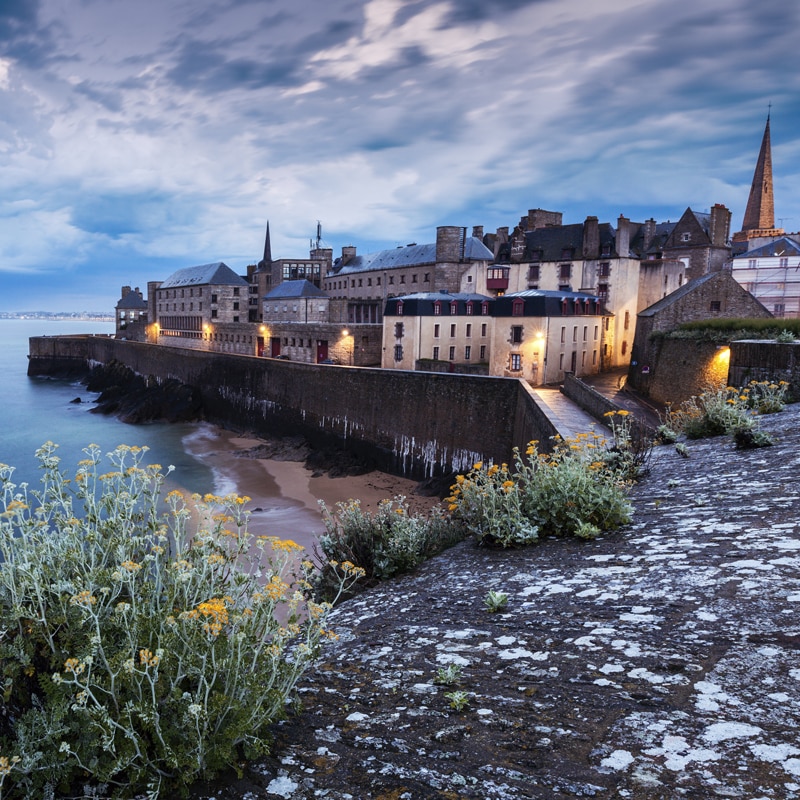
[0, 311, 113, 321]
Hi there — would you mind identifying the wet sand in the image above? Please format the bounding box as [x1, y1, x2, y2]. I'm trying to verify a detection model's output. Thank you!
[182, 426, 441, 553]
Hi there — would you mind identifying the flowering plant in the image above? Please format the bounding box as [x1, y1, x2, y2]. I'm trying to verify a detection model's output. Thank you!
[0, 443, 345, 799]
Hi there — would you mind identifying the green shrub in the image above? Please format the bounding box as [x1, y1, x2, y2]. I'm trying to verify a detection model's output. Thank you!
[0, 443, 347, 799]
[660, 381, 788, 441]
[448, 432, 634, 547]
[312, 496, 463, 602]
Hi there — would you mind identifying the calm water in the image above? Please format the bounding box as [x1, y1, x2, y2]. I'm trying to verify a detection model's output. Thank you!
[0, 319, 217, 495]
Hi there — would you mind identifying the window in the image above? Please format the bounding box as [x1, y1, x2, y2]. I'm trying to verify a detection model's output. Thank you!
[424, 273, 430, 282]
[560, 326, 566, 343]
[774, 303, 785, 314]
[433, 301, 441, 315]
[377, 277, 382, 286]
[709, 301, 721, 312]
[233, 288, 240, 296]
[481, 323, 487, 337]
[368, 278, 372, 286]
[465, 345, 471, 360]
[396, 300, 404, 316]
[480, 345, 486, 360]
[389, 276, 395, 285]
[512, 299, 524, 316]
[583, 326, 588, 341]
[559, 263, 571, 280]
[621, 341, 628, 355]
[412, 274, 418, 283]
[528, 265, 540, 281]
[358, 279, 362, 287]
[624, 311, 630, 330]
[598, 283, 609, 301]
[400, 275, 406, 284]
[233, 302, 239, 310]
[233, 316, 239, 323]
[748, 259, 757, 269]
[394, 344, 403, 361]
[594, 325, 598, 340]
[211, 294, 218, 303]
[433, 346, 440, 360]
[511, 326, 523, 344]
[481, 301, 489, 315]
[466, 323, 472, 337]
[573, 326, 578, 342]
[681, 232, 691, 242]
[394, 322, 404, 338]
[779, 257, 789, 268]
[449, 346, 455, 360]
[510, 353, 521, 371]
[450, 302, 458, 315]
[598, 262, 610, 277]
[450, 324, 456, 337]
[211, 309, 218, 319]
[434, 324, 440, 338]
[466, 302, 473, 315]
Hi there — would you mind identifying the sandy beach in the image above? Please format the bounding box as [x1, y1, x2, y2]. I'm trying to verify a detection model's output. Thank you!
[182, 425, 442, 553]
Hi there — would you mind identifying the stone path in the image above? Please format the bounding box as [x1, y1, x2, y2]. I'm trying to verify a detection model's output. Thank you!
[192, 406, 800, 800]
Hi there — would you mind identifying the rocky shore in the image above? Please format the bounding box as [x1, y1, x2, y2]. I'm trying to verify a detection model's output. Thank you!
[190, 405, 800, 800]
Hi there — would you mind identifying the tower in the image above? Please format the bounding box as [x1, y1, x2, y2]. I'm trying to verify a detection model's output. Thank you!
[260, 221, 272, 268]
[732, 113, 784, 245]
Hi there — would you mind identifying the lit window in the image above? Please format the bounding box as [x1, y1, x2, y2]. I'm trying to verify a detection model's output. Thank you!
[510, 353, 521, 371]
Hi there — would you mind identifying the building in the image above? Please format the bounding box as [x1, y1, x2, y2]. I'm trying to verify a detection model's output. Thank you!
[248, 223, 333, 322]
[627, 271, 772, 397]
[150, 262, 253, 353]
[115, 286, 148, 340]
[261, 279, 381, 365]
[381, 289, 607, 385]
[729, 237, 800, 318]
[323, 226, 495, 325]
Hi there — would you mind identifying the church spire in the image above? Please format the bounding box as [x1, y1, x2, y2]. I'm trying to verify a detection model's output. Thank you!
[261, 221, 272, 267]
[733, 113, 784, 245]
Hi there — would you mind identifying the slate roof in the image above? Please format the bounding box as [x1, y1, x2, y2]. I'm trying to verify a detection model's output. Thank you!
[520, 222, 619, 261]
[264, 280, 328, 299]
[731, 236, 800, 260]
[331, 238, 493, 276]
[116, 292, 148, 310]
[159, 262, 248, 289]
[637, 271, 722, 317]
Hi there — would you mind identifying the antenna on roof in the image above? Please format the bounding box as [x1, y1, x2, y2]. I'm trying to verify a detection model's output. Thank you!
[316, 221, 322, 250]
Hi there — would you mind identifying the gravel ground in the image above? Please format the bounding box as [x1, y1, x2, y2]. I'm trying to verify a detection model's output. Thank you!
[191, 406, 800, 800]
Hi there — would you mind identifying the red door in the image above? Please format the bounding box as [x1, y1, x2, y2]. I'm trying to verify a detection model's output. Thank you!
[270, 337, 281, 357]
[316, 340, 329, 363]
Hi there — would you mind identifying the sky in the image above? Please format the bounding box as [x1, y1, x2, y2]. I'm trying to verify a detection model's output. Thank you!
[1, 0, 799, 312]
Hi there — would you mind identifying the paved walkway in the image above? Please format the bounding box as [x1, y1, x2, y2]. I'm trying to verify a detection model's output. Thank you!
[531, 386, 602, 439]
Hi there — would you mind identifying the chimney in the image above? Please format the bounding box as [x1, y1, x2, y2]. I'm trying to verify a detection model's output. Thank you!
[709, 203, 731, 246]
[582, 216, 599, 259]
[472, 225, 484, 240]
[341, 245, 356, 265]
[616, 215, 631, 258]
[121, 285, 131, 298]
[643, 218, 657, 251]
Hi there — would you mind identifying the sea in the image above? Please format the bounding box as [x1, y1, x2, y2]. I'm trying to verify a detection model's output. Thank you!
[1, 318, 228, 499]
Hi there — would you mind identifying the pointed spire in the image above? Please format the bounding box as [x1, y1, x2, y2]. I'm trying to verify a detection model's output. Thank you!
[741, 114, 775, 232]
[732, 113, 784, 245]
[262, 221, 272, 266]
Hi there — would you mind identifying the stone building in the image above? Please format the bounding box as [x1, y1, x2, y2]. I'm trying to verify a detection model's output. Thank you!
[149, 262, 253, 353]
[381, 289, 606, 385]
[247, 222, 332, 323]
[626, 271, 772, 400]
[323, 226, 494, 327]
[115, 286, 148, 340]
[261, 279, 381, 365]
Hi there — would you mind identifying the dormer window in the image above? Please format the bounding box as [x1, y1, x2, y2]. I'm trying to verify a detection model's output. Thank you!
[433, 301, 442, 316]
[450, 301, 458, 315]
[396, 300, 404, 316]
[512, 298, 524, 317]
[465, 301, 474, 315]
[481, 301, 489, 316]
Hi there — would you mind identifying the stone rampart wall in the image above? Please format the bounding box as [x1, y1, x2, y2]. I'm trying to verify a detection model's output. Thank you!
[729, 340, 800, 398]
[28, 336, 558, 479]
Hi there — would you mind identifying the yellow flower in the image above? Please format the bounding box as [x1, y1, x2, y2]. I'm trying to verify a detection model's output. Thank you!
[617, 410, 630, 416]
[69, 590, 97, 607]
[473, 461, 483, 470]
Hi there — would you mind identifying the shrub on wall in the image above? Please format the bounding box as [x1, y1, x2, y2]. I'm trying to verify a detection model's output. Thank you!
[0, 444, 345, 799]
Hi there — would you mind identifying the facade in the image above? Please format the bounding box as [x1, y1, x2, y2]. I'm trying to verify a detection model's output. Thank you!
[729, 236, 800, 318]
[382, 289, 606, 385]
[627, 271, 773, 396]
[261, 279, 382, 365]
[115, 286, 148, 340]
[150, 262, 251, 351]
[323, 226, 495, 327]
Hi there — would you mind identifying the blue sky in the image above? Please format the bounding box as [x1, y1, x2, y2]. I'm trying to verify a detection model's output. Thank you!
[1, 0, 799, 312]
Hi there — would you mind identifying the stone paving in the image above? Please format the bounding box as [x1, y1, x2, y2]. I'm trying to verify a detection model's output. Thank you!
[193, 406, 800, 800]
